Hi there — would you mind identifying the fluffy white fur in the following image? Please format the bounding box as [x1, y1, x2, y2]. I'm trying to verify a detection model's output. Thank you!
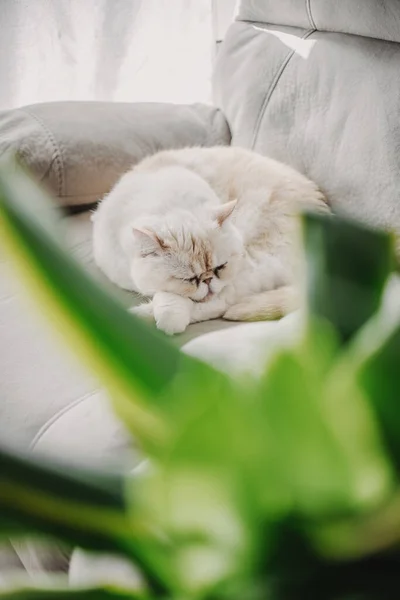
[92, 147, 329, 334]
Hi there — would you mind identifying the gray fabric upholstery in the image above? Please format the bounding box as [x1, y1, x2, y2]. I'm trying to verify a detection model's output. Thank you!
[0, 101, 230, 207]
[214, 1, 400, 229]
[238, 0, 400, 44]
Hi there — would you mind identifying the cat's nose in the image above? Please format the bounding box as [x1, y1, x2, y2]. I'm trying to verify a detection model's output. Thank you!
[203, 277, 212, 286]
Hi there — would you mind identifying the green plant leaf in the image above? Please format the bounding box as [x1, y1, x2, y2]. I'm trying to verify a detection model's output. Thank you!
[0, 587, 143, 599]
[130, 372, 266, 595]
[303, 213, 393, 343]
[318, 361, 394, 515]
[0, 513, 31, 538]
[318, 285, 400, 472]
[352, 305, 400, 469]
[258, 339, 393, 519]
[0, 445, 171, 593]
[0, 158, 224, 455]
[259, 350, 351, 518]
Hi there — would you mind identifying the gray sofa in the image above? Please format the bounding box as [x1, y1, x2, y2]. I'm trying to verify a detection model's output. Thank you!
[2, 0, 400, 585]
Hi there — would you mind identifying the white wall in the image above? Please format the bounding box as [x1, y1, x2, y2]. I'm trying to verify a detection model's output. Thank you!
[213, 0, 238, 45]
[0, 0, 235, 111]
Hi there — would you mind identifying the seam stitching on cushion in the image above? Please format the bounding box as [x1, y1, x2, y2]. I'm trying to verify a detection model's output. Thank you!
[239, 19, 400, 45]
[306, 0, 317, 29]
[30, 389, 100, 450]
[19, 108, 65, 197]
[251, 29, 315, 150]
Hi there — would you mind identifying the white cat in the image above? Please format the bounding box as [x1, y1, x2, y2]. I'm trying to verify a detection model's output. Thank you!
[92, 146, 329, 334]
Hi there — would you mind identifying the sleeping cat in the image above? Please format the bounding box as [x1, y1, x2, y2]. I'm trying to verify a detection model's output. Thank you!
[92, 146, 329, 334]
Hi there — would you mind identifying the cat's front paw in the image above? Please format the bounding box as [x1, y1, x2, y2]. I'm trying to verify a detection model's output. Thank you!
[153, 292, 191, 335]
[156, 310, 190, 335]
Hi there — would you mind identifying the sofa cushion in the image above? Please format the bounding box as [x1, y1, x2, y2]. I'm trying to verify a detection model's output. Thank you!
[0, 101, 230, 208]
[214, 15, 400, 229]
[238, 0, 400, 44]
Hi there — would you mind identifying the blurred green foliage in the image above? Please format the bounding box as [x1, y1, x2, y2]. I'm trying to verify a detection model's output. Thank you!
[0, 161, 400, 599]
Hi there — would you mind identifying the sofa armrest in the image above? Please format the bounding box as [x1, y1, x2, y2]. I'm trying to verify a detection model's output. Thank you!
[0, 101, 230, 208]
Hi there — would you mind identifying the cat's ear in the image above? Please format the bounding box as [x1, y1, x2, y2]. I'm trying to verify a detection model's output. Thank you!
[132, 227, 167, 254]
[213, 200, 237, 227]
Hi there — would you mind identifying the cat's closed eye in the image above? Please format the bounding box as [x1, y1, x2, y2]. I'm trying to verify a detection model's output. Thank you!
[141, 251, 158, 258]
[214, 263, 227, 277]
[185, 275, 200, 285]
[183, 264, 227, 285]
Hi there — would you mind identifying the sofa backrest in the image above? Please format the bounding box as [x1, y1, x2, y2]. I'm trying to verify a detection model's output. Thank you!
[238, 0, 400, 44]
[214, 0, 400, 229]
